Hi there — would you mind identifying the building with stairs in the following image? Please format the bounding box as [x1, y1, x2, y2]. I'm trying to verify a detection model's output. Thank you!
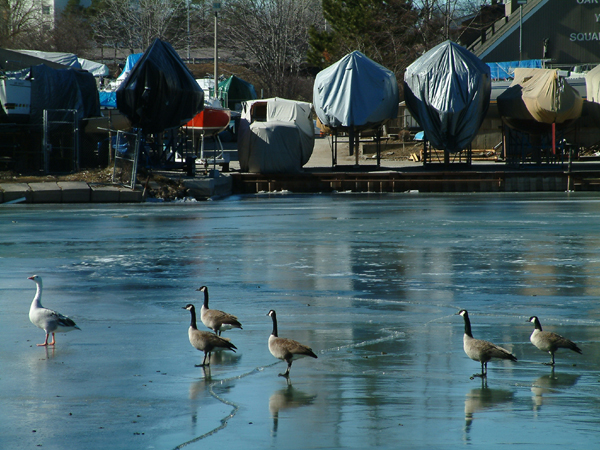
[468, 0, 600, 69]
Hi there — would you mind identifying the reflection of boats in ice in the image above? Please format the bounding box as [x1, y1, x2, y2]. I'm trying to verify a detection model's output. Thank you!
[269, 383, 317, 434]
[497, 68, 583, 133]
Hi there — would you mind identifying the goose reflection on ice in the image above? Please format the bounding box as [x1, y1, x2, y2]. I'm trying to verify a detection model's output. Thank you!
[464, 378, 515, 438]
[269, 382, 317, 435]
[531, 367, 580, 412]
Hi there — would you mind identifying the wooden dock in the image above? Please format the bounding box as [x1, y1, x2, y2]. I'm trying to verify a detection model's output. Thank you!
[230, 167, 600, 194]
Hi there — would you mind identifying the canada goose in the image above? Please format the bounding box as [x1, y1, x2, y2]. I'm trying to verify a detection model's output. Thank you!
[183, 304, 237, 366]
[267, 310, 317, 378]
[197, 286, 242, 336]
[457, 309, 517, 378]
[28, 275, 80, 346]
[528, 316, 582, 365]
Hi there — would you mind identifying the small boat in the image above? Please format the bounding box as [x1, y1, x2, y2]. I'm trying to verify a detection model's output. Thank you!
[185, 98, 231, 135]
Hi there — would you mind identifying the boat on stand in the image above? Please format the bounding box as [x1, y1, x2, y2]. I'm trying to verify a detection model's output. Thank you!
[185, 97, 231, 168]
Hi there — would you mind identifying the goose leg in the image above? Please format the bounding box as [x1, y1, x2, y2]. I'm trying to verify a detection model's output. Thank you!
[197, 351, 210, 367]
[279, 361, 292, 378]
[544, 353, 555, 366]
[472, 362, 487, 378]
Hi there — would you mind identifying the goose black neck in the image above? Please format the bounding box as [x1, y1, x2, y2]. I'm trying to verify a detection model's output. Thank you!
[533, 317, 542, 331]
[202, 289, 209, 309]
[462, 313, 473, 338]
[189, 306, 198, 329]
[271, 313, 278, 337]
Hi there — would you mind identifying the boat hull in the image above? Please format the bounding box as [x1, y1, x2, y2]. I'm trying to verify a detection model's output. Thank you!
[186, 107, 231, 135]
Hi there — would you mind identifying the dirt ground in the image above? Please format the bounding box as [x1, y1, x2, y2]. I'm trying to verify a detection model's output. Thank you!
[0, 167, 189, 202]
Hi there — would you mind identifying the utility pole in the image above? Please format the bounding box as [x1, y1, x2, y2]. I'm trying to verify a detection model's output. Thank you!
[213, 2, 221, 99]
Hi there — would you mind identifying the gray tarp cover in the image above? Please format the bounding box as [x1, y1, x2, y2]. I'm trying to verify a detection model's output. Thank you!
[238, 98, 314, 174]
[313, 51, 398, 129]
[116, 39, 203, 133]
[403, 41, 491, 153]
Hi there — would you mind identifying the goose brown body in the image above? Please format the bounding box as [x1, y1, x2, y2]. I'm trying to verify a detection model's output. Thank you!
[457, 310, 517, 378]
[184, 304, 237, 366]
[197, 286, 242, 335]
[528, 316, 582, 365]
[267, 310, 317, 378]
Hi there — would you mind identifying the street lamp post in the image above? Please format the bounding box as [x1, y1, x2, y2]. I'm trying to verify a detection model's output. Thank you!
[518, 0, 527, 61]
[187, 0, 190, 62]
[213, 2, 221, 100]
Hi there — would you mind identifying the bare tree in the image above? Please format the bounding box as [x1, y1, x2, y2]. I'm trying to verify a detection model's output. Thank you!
[221, 0, 323, 99]
[90, 0, 208, 57]
[0, 0, 54, 48]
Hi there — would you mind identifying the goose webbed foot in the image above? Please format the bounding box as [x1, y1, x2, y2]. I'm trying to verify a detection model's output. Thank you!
[278, 363, 292, 378]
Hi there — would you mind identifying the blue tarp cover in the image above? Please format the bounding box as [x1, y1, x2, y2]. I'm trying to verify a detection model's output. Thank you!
[487, 59, 543, 80]
[313, 51, 399, 130]
[403, 41, 491, 153]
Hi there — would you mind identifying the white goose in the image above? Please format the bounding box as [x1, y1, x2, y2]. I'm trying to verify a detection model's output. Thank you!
[28, 275, 80, 346]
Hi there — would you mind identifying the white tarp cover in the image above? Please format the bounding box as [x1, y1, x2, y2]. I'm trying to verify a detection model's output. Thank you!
[78, 58, 110, 77]
[404, 40, 491, 153]
[12, 49, 109, 77]
[498, 68, 583, 125]
[14, 50, 81, 68]
[585, 64, 600, 123]
[238, 98, 314, 174]
[313, 51, 398, 130]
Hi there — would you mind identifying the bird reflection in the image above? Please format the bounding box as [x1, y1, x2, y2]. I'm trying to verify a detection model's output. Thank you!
[189, 366, 212, 400]
[464, 378, 514, 438]
[189, 366, 212, 430]
[531, 367, 580, 412]
[202, 348, 242, 367]
[269, 382, 317, 435]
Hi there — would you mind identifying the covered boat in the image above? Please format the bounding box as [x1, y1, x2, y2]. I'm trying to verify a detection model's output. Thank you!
[498, 68, 583, 132]
[218, 75, 257, 111]
[313, 51, 398, 131]
[238, 98, 314, 174]
[404, 40, 491, 153]
[116, 39, 203, 134]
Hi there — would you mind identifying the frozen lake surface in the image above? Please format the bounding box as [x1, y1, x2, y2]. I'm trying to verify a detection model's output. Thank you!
[1, 192, 600, 449]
